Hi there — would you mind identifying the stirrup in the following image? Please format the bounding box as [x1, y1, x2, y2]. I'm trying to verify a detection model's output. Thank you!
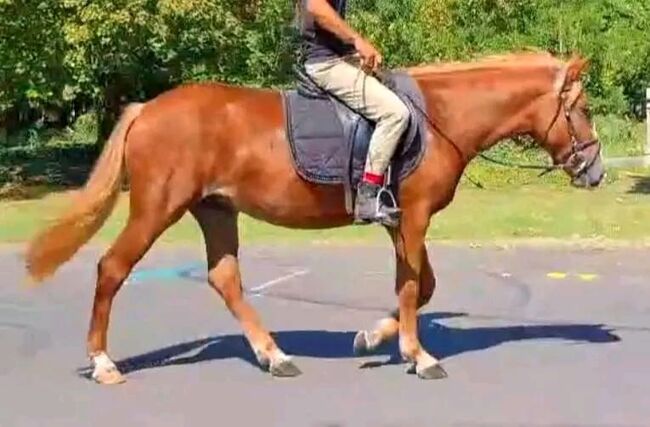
[376, 166, 401, 227]
[376, 187, 398, 212]
[378, 165, 399, 211]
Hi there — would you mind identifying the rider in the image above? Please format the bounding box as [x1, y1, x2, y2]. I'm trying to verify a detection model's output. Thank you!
[297, 0, 410, 227]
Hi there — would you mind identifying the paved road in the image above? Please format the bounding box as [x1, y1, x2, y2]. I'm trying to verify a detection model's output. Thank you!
[1, 244, 649, 427]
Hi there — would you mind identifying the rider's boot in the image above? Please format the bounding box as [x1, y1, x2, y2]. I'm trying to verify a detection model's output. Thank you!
[354, 181, 401, 228]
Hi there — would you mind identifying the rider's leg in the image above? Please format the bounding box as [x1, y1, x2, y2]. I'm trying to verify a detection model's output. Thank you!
[305, 55, 410, 226]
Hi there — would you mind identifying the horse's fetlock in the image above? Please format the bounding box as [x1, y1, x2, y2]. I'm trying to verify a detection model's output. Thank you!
[399, 335, 421, 359]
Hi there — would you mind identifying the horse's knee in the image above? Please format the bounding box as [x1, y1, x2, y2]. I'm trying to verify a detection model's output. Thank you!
[207, 255, 241, 302]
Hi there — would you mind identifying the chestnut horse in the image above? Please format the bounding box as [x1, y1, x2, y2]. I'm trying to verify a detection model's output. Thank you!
[25, 52, 604, 384]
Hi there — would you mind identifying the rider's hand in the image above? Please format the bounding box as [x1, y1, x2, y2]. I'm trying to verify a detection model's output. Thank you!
[353, 37, 383, 74]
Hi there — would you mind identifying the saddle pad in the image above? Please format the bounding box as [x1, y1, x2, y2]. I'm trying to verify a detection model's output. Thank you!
[283, 71, 427, 188]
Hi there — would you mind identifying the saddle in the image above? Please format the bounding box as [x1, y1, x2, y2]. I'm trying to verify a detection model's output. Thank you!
[281, 65, 427, 214]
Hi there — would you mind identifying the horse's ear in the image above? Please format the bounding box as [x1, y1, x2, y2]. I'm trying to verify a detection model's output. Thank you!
[567, 55, 590, 82]
[555, 54, 589, 93]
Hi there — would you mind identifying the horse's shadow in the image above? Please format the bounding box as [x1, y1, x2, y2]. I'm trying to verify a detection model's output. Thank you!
[627, 174, 650, 194]
[80, 312, 620, 377]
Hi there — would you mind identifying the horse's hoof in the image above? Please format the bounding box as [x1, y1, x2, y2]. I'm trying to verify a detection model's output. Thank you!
[353, 330, 371, 356]
[416, 363, 448, 380]
[92, 366, 126, 385]
[270, 358, 302, 378]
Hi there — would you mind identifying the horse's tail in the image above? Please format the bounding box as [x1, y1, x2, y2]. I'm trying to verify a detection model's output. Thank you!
[25, 103, 145, 284]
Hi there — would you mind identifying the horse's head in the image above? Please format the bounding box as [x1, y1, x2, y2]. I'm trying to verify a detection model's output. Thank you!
[531, 55, 604, 188]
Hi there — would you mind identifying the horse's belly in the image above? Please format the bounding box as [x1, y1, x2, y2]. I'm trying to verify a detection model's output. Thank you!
[227, 174, 353, 229]
[201, 113, 354, 229]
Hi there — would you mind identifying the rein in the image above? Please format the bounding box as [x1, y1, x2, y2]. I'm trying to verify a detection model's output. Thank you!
[306, 64, 600, 186]
[404, 82, 601, 182]
[478, 90, 600, 179]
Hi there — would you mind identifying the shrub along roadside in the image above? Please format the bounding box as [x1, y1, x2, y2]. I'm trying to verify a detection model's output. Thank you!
[1, 0, 649, 136]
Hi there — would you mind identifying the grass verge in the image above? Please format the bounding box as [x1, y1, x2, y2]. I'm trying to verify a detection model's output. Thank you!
[2, 169, 649, 246]
[2, 113, 648, 246]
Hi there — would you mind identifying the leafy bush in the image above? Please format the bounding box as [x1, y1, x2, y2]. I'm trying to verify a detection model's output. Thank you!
[1, 0, 648, 141]
[349, 0, 650, 116]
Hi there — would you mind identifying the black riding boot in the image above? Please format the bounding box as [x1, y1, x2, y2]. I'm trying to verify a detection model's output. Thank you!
[354, 181, 401, 227]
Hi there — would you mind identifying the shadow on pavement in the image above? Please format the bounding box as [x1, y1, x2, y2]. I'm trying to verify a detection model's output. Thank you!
[77, 311, 620, 378]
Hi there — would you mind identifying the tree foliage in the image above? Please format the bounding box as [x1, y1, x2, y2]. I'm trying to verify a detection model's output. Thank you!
[1, 0, 649, 139]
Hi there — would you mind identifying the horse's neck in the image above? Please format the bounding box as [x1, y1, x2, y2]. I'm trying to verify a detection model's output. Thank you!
[413, 67, 555, 162]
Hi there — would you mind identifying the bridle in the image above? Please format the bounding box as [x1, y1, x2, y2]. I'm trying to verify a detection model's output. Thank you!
[555, 89, 601, 179]
[478, 87, 601, 179]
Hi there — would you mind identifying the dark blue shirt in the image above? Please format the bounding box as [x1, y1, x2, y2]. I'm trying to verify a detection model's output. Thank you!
[299, 0, 355, 63]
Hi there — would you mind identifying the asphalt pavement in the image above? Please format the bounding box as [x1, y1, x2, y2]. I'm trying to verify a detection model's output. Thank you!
[1, 244, 649, 427]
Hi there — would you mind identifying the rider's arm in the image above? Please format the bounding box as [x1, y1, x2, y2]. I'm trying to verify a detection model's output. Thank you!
[305, 0, 382, 71]
[305, 0, 360, 44]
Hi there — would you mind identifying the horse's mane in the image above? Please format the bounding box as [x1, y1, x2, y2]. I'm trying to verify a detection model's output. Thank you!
[406, 51, 565, 77]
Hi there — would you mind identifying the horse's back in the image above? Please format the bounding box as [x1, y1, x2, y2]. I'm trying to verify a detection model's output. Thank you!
[131, 81, 284, 146]
[149, 81, 281, 107]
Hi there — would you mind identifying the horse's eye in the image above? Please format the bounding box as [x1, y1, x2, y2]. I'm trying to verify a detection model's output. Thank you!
[581, 106, 592, 120]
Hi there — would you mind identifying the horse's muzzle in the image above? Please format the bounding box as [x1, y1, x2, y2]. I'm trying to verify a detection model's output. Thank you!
[571, 153, 605, 189]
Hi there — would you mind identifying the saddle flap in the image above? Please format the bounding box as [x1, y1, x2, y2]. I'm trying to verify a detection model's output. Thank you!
[284, 91, 347, 183]
[282, 70, 427, 193]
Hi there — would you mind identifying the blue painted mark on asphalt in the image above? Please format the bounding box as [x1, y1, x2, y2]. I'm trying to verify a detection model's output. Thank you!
[126, 262, 205, 284]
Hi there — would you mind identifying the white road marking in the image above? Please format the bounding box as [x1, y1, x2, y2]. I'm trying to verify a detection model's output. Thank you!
[250, 269, 310, 296]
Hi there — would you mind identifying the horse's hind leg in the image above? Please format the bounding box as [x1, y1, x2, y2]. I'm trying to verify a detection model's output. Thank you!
[191, 199, 301, 377]
[87, 190, 191, 385]
[353, 245, 436, 354]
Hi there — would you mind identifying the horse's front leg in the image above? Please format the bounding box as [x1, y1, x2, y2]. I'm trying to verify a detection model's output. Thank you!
[354, 212, 446, 379]
[353, 244, 436, 353]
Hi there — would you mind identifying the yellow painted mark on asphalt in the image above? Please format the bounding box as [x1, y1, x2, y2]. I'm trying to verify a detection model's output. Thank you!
[546, 272, 599, 282]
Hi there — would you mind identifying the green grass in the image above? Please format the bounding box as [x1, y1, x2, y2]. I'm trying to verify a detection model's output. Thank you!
[2, 168, 650, 245]
[2, 113, 649, 246]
